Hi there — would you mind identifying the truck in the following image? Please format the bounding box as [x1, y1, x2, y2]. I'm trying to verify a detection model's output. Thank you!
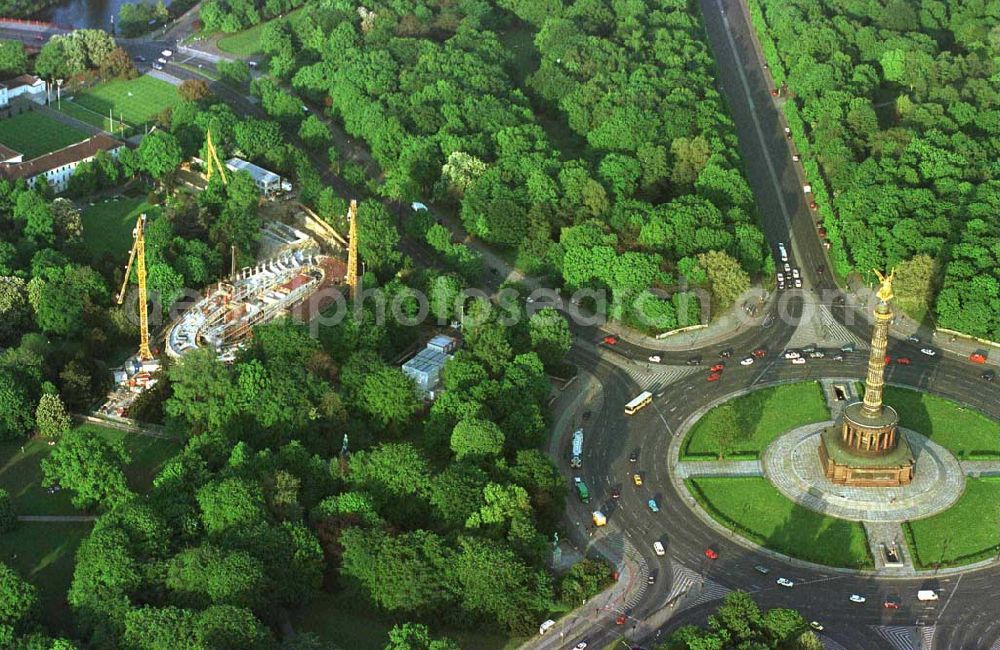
[917, 590, 939, 601]
[570, 429, 584, 468]
[574, 477, 590, 503]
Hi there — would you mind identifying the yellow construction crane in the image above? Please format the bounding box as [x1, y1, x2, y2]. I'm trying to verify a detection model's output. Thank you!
[205, 129, 228, 185]
[346, 199, 359, 296]
[117, 213, 153, 361]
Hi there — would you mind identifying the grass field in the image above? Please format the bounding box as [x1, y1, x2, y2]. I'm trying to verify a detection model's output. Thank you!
[0, 110, 88, 159]
[682, 382, 830, 460]
[71, 75, 180, 126]
[882, 386, 1000, 458]
[0, 521, 92, 635]
[217, 8, 305, 56]
[688, 477, 873, 569]
[905, 478, 1000, 568]
[0, 423, 181, 516]
[292, 592, 520, 650]
[80, 197, 159, 262]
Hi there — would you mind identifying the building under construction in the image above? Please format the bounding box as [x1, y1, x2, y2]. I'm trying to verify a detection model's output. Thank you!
[165, 246, 346, 360]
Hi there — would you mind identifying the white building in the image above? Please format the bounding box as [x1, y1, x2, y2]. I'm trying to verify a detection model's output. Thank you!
[0, 75, 47, 108]
[0, 134, 124, 193]
[226, 157, 286, 195]
[402, 335, 459, 396]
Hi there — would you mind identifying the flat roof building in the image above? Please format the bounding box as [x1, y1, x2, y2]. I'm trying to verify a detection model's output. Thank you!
[402, 335, 459, 397]
[226, 157, 284, 195]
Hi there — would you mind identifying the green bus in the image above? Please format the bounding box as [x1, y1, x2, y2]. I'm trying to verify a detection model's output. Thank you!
[574, 477, 590, 503]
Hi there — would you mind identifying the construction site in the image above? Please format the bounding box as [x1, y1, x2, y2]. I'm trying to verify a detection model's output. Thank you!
[100, 133, 359, 417]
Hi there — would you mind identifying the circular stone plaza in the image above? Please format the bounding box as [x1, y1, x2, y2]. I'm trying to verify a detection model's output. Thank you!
[673, 271, 1000, 573]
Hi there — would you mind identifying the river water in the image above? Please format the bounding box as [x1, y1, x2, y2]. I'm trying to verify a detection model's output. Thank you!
[34, 0, 173, 31]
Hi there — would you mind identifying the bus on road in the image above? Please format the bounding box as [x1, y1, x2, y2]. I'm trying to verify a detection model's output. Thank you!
[624, 391, 653, 415]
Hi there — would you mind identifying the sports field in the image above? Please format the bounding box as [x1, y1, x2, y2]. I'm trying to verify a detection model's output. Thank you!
[70, 75, 180, 127]
[0, 110, 88, 159]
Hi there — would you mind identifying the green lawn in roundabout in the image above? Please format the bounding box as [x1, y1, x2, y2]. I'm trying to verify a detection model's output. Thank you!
[905, 478, 1000, 569]
[681, 382, 829, 460]
[882, 386, 1000, 459]
[687, 477, 873, 569]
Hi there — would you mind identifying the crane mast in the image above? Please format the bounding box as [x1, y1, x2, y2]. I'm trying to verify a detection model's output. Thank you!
[117, 213, 153, 361]
[205, 128, 228, 185]
[346, 199, 359, 296]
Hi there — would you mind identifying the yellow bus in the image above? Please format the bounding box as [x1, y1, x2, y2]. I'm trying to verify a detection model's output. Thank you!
[624, 391, 653, 415]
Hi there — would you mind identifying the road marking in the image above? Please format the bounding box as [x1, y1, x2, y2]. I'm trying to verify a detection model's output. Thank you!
[935, 573, 962, 624]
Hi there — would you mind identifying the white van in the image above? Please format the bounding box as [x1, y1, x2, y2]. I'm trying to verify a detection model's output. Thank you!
[917, 590, 939, 601]
[539, 619, 556, 635]
[778, 243, 788, 262]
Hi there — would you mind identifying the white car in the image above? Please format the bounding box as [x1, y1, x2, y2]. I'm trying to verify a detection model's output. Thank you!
[648, 355, 661, 363]
[809, 351, 825, 358]
[920, 348, 937, 356]
[810, 621, 824, 631]
[849, 594, 866, 603]
[783, 263, 791, 273]
[794, 278, 802, 288]
[152, 63, 164, 70]
[538, 620, 555, 635]
[740, 357, 754, 366]
[776, 577, 794, 588]
[792, 357, 806, 365]
[792, 268, 800, 279]
[653, 541, 665, 556]
[161, 49, 173, 57]
[574, 642, 588, 650]
[783, 351, 800, 359]
[156, 57, 167, 65]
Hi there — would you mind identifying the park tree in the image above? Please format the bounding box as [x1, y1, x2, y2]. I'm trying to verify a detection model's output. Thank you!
[0, 371, 33, 440]
[179, 79, 212, 102]
[356, 200, 402, 278]
[385, 622, 460, 650]
[697, 250, 751, 311]
[35, 393, 71, 439]
[29, 264, 108, 337]
[356, 366, 421, 431]
[0, 277, 29, 347]
[709, 403, 743, 461]
[893, 254, 937, 320]
[50, 198, 83, 244]
[218, 60, 250, 86]
[298, 114, 331, 150]
[528, 307, 572, 368]
[13, 191, 54, 246]
[450, 418, 505, 460]
[0, 40, 27, 76]
[99, 46, 137, 79]
[0, 563, 37, 631]
[0, 488, 15, 533]
[138, 130, 183, 183]
[234, 119, 282, 160]
[41, 427, 133, 509]
[196, 477, 268, 535]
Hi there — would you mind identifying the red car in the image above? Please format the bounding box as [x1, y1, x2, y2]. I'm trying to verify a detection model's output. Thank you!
[896, 357, 911, 365]
[707, 373, 722, 382]
[971, 352, 987, 364]
[603, 335, 618, 345]
[885, 355, 892, 365]
[883, 595, 901, 610]
[710, 363, 725, 372]
[753, 348, 767, 358]
[704, 548, 719, 560]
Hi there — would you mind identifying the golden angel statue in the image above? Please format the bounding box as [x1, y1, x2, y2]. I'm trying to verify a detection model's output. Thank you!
[873, 268, 895, 303]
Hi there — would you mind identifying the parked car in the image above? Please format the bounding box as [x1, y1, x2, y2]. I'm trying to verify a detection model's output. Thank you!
[920, 348, 937, 356]
[983, 370, 996, 382]
[704, 548, 718, 560]
[648, 355, 661, 363]
[687, 356, 702, 366]
[710, 363, 725, 372]
[611, 488, 621, 500]
[832, 354, 845, 361]
[753, 564, 770, 575]
[156, 57, 167, 65]
[849, 594, 867, 604]
[653, 541, 665, 556]
[647, 570, 657, 585]
[707, 372, 722, 382]
[841, 343, 855, 353]
[896, 357, 911, 365]
[783, 351, 800, 359]
[792, 357, 806, 365]
[809, 351, 825, 358]
[629, 449, 639, 463]
[647, 499, 659, 513]
[883, 594, 901, 609]
[792, 268, 800, 279]
[810, 621, 824, 631]
[753, 348, 767, 358]
[574, 641, 588, 650]
[161, 49, 173, 57]
[719, 348, 733, 358]
[602, 335, 618, 345]
[794, 278, 802, 288]
[152, 63, 164, 70]
[970, 352, 988, 364]
[907, 335, 920, 343]
[632, 473, 643, 486]
[740, 357, 754, 366]
[776, 577, 794, 588]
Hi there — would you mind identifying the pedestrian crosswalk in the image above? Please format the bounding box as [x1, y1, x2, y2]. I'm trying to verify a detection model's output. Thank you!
[616, 363, 700, 394]
[874, 626, 926, 650]
[664, 564, 731, 610]
[786, 304, 867, 350]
